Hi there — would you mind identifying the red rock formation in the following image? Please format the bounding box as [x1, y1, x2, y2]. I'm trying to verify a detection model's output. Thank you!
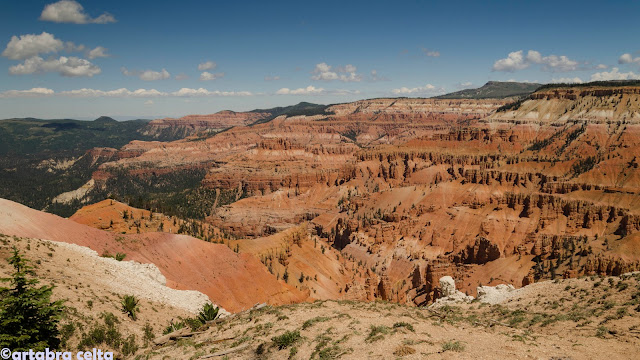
[145, 110, 270, 137]
[47, 87, 640, 307]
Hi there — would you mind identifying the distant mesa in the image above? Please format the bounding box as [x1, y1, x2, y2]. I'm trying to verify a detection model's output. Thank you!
[435, 81, 542, 99]
[94, 116, 117, 123]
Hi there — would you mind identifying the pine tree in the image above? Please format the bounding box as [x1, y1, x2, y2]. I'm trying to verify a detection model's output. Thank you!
[0, 247, 64, 351]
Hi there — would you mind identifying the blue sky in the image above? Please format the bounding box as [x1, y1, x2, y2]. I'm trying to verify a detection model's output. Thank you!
[1, 0, 639, 119]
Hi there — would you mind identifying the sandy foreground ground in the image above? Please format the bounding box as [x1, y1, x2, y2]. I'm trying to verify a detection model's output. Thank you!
[144, 275, 640, 359]
[2, 233, 640, 359]
[0, 234, 211, 354]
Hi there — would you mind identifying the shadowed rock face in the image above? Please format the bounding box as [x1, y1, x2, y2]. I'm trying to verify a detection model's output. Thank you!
[453, 237, 501, 264]
[52, 87, 640, 306]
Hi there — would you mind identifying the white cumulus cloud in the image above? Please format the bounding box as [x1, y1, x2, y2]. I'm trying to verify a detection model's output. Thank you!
[493, 50, 579, 72]
[198, 61, 217, 71]
[40, 0, 116, 24]
[492, 50, 529, 72]
[619, 53, 640, 65]
[122, 67, 170, 81]
[2, 32, 64, 60]
[9, 56, 101, 77]
[311, 62, 362, 82]
[590, 67, 640, 81]
[200, 71, 225, 81]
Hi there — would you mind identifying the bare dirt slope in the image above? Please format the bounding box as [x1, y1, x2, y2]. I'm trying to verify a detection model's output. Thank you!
[0, 198, 307, 312]
[0, 234, 199, 356]
[70, 199, 222, 240]
[142, 274, 640, 359]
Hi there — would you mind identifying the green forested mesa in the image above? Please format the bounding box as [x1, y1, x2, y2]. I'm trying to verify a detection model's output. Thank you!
[249, 102, 332, 125]
[84, 167, 245, 220]
[534, 80, 640, 91]
[0, 117, 152, 156]
[434, 81, 542, 100]
[0, 247, 64, 351]
[0, 153, 105, 214]
[0, 117, 184, 214]
[438, 80, 640, 108]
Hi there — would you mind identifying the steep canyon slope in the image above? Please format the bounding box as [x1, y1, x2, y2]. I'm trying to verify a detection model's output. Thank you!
[27, 82, 640, 308]
[0, 199, 307, 312]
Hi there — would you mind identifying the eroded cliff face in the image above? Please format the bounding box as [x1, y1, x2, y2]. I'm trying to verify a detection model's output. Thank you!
[490, 85, 640, 124]
[142, 110, 271, 138]
[68, 90, 640, 306]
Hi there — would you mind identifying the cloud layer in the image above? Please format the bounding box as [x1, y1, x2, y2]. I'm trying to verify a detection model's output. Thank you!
[619, 53, 640, 65]
[9, 56, 101, 77]
[87, 46, 109, 59]
[276, 85, 325, 95]
[0, 88, 55, 98]
[275, 86, 359, 96]
[200, 71, 225, 81]
[551, 77, 583, 84]
[391, 84, 443, 95]
[493, 50, 579, 72]
[122, 67, 170, 81]
[590, 67, 640, 81]
[2, 32, 63, 60]
[0, 87, 254, 98]
[40, 0, 116, 24]
[198, 61, 216, 71]
[311, 63, 362, 82]
[2, 32, 107, 77]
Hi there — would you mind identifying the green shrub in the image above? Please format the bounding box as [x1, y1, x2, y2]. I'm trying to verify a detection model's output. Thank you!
[392, 322, 415, 332]
[302, 316, 330, 330]
[197, 303, 220, 323]
[366, 325, 389, 342]
[142, 323, 154, 345]
[163, 320, 185, 335]
[441, 340, 465, 352]
[59, 322, 76, 347]
[182, 317, 203, 331]
[596, 326, 608, 338]
[272, 330, 301, 350]
[121, 335, 138, 356]
[120, 295, 139, 321]
[616, 281, 629, 291]
[78, 312, 122, 350]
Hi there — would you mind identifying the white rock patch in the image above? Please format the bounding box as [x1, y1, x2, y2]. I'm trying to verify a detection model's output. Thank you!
[47, 239, 228, 316]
